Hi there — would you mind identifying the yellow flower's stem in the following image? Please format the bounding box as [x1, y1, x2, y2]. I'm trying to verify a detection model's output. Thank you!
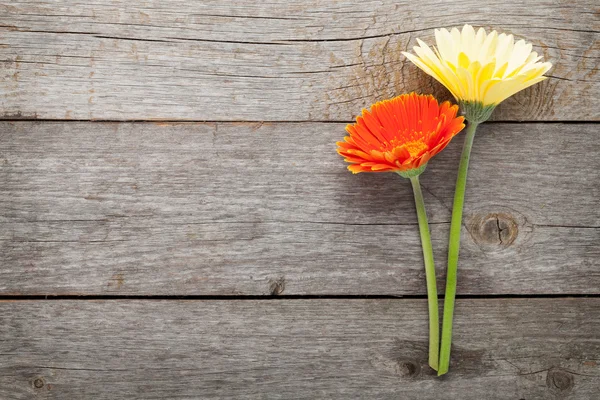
[438, 121, 479, 376]
[409, 175, 439, 371]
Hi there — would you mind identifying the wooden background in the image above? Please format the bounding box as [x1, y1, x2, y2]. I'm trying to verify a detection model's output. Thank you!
[0, 1, 598, 398]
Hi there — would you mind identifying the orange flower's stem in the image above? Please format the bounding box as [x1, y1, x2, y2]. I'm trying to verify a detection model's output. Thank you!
[409, 175, 439, 372]
[438, 121, 479, 376]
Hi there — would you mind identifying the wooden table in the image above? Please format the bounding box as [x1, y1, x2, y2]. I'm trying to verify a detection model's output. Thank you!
[1, 1, 598, 398]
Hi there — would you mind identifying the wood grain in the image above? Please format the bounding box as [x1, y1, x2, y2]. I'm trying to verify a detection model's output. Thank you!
[0, 0, 598, 121]
[0, 299, 598, 399]
[1, 121, 598, 295]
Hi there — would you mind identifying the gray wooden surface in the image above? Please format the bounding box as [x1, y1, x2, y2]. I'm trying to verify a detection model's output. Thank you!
[1, 1, 599, 398]
[0, 0, 598, 121]
[1, 122, 598, 296]
[0, 299, 599, 399]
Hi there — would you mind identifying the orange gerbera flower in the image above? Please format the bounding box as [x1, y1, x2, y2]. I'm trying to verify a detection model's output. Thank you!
[337, 93, 465, 175]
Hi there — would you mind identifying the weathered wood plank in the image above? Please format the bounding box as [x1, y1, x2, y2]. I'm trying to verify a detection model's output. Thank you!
[0, 1, 597, 121]
[0, 299, 598, 399]
[0, 121, 598, 295]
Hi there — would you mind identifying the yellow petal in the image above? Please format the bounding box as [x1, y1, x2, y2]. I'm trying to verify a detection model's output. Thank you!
[458, 52, 470, 69]
[484, 75, 546, 104]
[506, 40, 533, 75]
[435, 28, 455, 61]
[494, 62, 509, 79]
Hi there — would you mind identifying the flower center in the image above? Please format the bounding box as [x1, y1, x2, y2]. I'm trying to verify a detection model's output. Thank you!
[381, 134, 431, 158]
[400, 140, 428, 157]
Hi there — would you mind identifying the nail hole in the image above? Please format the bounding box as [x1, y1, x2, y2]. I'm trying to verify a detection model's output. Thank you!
[33, 378, 44, 389]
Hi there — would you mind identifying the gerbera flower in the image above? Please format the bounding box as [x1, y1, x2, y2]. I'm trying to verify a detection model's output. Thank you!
[337, 93, 465, 176]
[337, 92, 464, 372]
[402, 24, 552, 122]
[403, 25, 553, 377]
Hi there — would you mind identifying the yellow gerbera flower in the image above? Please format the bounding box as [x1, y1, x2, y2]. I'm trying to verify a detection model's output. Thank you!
[402, 25, 553, 377]
[402, 24, 552, 122]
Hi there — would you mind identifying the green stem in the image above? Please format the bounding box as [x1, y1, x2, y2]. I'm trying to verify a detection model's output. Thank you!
[409, 175, 439, 372]
[438, 121, 479, 376]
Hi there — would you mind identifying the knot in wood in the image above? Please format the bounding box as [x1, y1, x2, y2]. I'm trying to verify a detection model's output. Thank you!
[33, 378, 45, 389]
[547, 368, 574, 392]
[469, 212, 518, 247]
[268, 277, 286, 296]
[395, 360, 420, 378]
